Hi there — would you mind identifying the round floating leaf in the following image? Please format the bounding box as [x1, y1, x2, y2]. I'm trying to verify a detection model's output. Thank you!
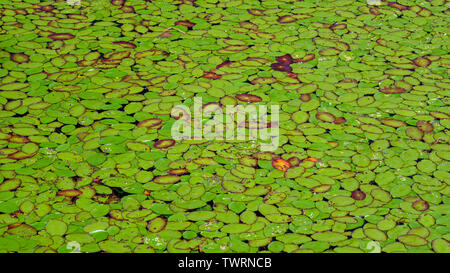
[46, 219, 68, 236]
[147, 217, 167, 233]
[432, 239, 450, 253]
[311, 232, 347, 243]
[398, 234, 428, 247]
[364, 228, 387, 242]
[153, 175, 181, 185]
[98, 240, 131, 253]
[87, 153, 106, 166]
[0, 179, 21, 192]
[221, 224, 251, 234]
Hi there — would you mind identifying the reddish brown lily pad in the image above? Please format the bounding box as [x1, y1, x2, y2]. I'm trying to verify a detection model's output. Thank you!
[380, 87, 406, 94]
[369, 7, 382, 15]
[413, 57, 431, 67]
[10, 53, 29, 63]
[412, 200, 429, 211]
[103, 51, 131, 60]
[113, 41, 136, 49]
[388, 2, 410, 11]
[121, 6, 135, 13]
[416, 120, 434, 133]
[153, 139, 175, 149]
[48, 33, 75, 40]
[40, 5, 55, 12]
[286, 72, 299, 80]
[351, 190, 366, 201]
[159, 32, 173, 38]
[277, 15, 298, 23]
[276, 54, 293, 65]
[300, 94, 311, 102]
[235, 93, 262, 103]
[293, 54, 315, 63]
[202, 72, 222, 79]
[271, 63, 292, 72]
[111, 0, 125, 6]
[376, 38, 386, 46]
[15, 9, 27, 15]
[334, 117, 346, 124]
[247, 9, 265, 16]
[287, 157, 301, 167]
[216, 60, 232, 69]
[137, 118, 162, 128]
[380, 119, 407, 128]
[175, 20, 195, 28]
[329, 23, 347, 30]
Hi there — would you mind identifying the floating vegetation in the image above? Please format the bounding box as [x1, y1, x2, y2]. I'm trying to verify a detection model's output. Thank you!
[0, 0, 448, 253]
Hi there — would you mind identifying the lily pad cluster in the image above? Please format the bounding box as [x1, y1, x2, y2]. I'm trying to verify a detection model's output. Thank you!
[0, 0, 449, 253]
